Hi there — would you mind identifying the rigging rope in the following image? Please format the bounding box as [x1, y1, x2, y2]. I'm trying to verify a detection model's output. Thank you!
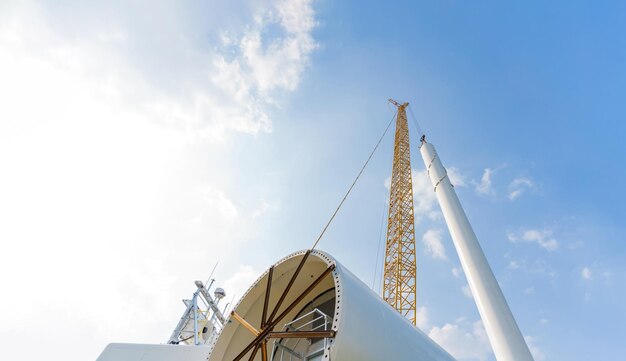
[311, 110, 397, 250]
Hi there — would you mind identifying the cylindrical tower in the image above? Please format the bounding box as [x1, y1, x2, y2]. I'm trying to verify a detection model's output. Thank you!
[419, 140, 534, 361]
[208, 249, 456, 361]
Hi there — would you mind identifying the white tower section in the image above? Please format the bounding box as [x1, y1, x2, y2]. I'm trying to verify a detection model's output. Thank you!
[419, 140, 534, 361]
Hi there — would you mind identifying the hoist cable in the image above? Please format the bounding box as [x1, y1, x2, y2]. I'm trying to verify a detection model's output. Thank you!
[407, 105, 425, 139]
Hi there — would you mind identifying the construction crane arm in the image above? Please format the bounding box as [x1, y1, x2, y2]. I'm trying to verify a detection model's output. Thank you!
[388, 98, 409, 108]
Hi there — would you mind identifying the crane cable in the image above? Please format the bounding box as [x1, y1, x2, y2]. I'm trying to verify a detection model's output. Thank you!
[311, 109, 397, 250]
[407, 104, 425, 140]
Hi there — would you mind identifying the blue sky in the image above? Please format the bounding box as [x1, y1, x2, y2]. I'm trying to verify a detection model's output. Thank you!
[1, 1, 625, 360]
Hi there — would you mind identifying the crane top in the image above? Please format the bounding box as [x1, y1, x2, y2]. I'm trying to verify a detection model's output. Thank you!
[388, 98, 409, 109]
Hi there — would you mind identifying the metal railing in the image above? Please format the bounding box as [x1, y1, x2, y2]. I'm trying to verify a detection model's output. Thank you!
[271, 308, 332, 361]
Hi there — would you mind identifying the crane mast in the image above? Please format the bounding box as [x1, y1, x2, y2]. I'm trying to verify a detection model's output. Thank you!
[383, 99, 418, 325]
[382, 99, 533, 360]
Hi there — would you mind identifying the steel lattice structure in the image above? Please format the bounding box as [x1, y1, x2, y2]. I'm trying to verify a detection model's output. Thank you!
[383, 100, 417, 325]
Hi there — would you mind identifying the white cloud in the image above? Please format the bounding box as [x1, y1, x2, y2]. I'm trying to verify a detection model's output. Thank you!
[0, 0, 317, 143]
[508, 260, 521, 270]
[422, 229, 448, 260]
[475, 168, 494, 196]
[240, 0, 317, 93]
[411, 169, 441, 221]
[416, 306, 430, 330]
[428, 320, 492, 361]
[461, 284, 474, 299]
[201, 0, 317, 140]
[525, 336, 546, 361]
[199, 185, 239, 223]
[386, 166, 464, 222]
[223, 265, 262, 307]
[508, 229, 559, 251]
[385, 169, 441, 222]
[505, 252, 558, 277]
[448, 167, 466, 187]
[252, 202, 272, 218]
[451, 267, 462, 278]
[195, 0, 317, 141]
[0, 1, 318, 360]
[508, 177, 535, 200]
[579, 264, 612, 283]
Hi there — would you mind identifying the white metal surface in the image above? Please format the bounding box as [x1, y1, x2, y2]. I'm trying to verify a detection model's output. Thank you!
[419, 140, 534, 361]
[96, 343, 211, 361]
[208, 250, 456, 361]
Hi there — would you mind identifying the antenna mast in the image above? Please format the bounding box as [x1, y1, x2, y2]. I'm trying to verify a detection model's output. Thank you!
[383, 99, 418, 325]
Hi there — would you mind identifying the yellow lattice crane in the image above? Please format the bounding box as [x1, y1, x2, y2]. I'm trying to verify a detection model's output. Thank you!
[383, 99, 418, 325]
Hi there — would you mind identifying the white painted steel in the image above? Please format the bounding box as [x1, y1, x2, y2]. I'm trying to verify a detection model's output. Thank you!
[208, 250, 456, 361]
[419, 141, 534, 361]
[330, 253, 456, 361]
[96, 343, 211, 361]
